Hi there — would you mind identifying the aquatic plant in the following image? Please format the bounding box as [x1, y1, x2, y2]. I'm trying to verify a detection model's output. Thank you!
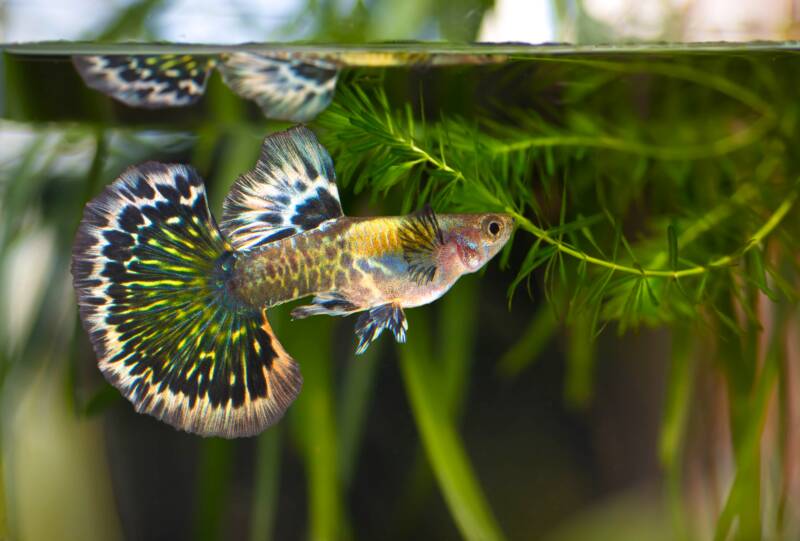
[314, 55, 800, 540]
[2, 25, 800, 541]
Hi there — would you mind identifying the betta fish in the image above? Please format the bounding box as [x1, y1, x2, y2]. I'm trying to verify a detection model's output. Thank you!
[71, 126, 512, 438]
[73, 50, 507, 122]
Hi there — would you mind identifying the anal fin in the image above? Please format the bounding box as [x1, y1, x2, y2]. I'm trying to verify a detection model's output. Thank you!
[354, 304, 407, 355]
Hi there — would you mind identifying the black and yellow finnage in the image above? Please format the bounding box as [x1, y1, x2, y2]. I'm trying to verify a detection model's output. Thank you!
[72, 126, 511, 438]
[73, 51, 506, 121]
[71, 162, 302, 437]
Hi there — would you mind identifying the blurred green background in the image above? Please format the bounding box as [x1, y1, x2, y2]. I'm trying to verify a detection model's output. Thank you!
[2, 2, 800, 541]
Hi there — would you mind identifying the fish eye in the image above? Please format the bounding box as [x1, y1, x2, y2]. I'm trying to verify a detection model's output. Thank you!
[482, 216, 503, 238]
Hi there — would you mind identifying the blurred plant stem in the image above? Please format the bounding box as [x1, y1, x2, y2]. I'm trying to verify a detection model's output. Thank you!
[392, 278, 480, 535]
[194, 70, 257, 212]
[0, 448, 7, 541]
[247, 309, 293, 541]
[3, 363, 122, 541]
[713, 294, 785, 540]
[399, 280, 506, 541]
[67, 130, 108, 413]
[439, 277, 479, 419]
[564, 310, 595, 408]
[497, 307, 558, 378]
[194, 439, 235, 541]
[289, 315, 345, 541]
[249, 429, 281, 541]
[337, 342, 380, 487]
[0, 347, 7, 539]
[659, 328, 694, 541]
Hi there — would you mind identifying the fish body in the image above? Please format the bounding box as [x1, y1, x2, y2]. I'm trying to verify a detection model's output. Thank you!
[71, 126, 511, 437]
[227, 213, 509, 312]
[228, 216, 418, 309]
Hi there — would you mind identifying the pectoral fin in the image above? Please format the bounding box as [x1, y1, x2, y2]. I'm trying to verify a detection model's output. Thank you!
[290, 293, 359, 319]
[398, 205, 444, 285]
[354, 304, 407, 355]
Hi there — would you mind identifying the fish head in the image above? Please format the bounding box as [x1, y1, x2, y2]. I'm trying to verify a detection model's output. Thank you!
[438, 213, 514, 275]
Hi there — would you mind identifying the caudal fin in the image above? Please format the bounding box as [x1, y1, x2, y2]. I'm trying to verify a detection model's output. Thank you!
[71, 162, 301, 437]
[73, 55, 214, 108]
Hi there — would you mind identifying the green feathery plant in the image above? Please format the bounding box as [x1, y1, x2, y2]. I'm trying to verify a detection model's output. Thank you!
[315, 58, 798, 334]
[4, 43, 800, 541]
[313, 53, 800, 540]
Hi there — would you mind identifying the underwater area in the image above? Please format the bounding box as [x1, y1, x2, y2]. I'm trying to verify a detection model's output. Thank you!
[3, 3, 800, 541]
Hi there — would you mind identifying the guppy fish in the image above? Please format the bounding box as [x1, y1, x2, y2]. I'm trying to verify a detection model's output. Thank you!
[72, 126, 512, 438]
[73, 50, 507, 122]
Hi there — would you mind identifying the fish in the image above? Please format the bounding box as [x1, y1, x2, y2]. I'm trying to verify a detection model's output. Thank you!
[71, 125, 513, 438]
[72, 50, 508, 121]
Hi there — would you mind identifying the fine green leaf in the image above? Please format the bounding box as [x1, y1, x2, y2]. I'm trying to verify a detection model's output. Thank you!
[337, 344, 381, 487]
[249, 430, 282, 541]
[399, 310, 507, 541]
[497, 308, 560, 379]
[667, 224, 678, 270]
[287, 316, 343, 541]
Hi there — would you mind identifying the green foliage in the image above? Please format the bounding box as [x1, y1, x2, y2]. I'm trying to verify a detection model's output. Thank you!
[316, 56, 799, 337]
[249, 430, 281, 541]
[399, 286, 506, 541]
[288, 315, 343, 541]
[313, 53, 800, 540]
[5, 38, 800, 541]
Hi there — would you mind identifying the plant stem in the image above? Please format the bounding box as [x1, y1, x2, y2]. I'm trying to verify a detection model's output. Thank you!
[399, 310, 507, 541]
[287, 317, 342, 541]
[366, 92, 794, 282]
[508, 189, 795, 279]
[337, 344, 380, 488]
[488, 115, 773, 160]
[646, 182, 760, 269]
[524, 57, 775, 117]
[249, 430, 281, 541]
[339, 81, 793, 286]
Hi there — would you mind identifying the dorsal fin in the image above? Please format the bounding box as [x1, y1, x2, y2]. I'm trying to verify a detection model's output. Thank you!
[217, 53, 339, 122]
[398, 205, 445, 284]
[221, 126, 344, 250]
